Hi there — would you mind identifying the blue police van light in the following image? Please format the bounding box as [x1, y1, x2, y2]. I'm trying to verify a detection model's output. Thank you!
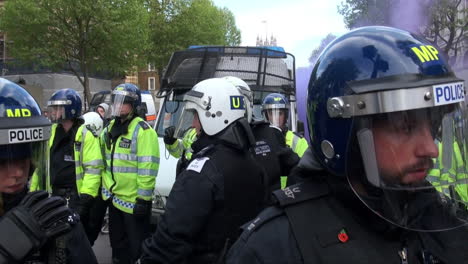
[187, 46, 287, 58]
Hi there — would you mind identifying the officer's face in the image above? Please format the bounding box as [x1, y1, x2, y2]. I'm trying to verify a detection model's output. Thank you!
[372, 111, 439, 185]
[267, 109, 287, 129]
[192, 112, 202, 136]
[49, 106, 64, 121]
[96, 107, 105, 118]
[0, 159, 30, 193]
[120, 103, 132, 116]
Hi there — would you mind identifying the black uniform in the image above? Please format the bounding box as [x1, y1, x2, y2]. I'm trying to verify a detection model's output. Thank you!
[226, 149, 468, 264]
[250, 121, 299, 202]
[140, 120, 266, 264]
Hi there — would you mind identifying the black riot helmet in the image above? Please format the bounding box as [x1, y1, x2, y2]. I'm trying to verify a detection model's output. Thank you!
[0, 78, 51, 193]
[307, 26, 467, 231]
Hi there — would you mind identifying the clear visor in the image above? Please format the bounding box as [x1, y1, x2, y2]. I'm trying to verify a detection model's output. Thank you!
[264, 108, 289, 130]
[0, 141, 49, 194]
[348, 103, 468, 231]
[47, 105, 67, 123]
[111, 93, 132, 118]
[174, 104, 197, 139]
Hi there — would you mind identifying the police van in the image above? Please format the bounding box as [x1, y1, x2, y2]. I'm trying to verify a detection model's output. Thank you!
[152, 46, 299, 222]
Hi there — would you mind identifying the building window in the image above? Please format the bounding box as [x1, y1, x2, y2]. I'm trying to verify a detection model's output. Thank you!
[148, 63, 156, 71]
[148, 77, 156, 90]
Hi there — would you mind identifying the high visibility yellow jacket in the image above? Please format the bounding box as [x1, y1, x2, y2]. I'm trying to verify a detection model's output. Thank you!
[165, 128, 197, 161]
[428, 141, 468, 203]
[281, 130, 309, 189]
[285, 130, 309, 157]
[30, 123, 104, 197]
[101, 117, 159, 214]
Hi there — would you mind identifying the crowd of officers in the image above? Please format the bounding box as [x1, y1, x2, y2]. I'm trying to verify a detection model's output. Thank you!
[0, 25, 467, 264]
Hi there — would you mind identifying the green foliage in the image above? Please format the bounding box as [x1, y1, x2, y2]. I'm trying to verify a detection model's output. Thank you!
[147, 0, 241, 75]
[337, 0, 467, 65]
[309, 34, 337, 66]
[337, 0, 394, 29]
[0, 0, 150, 105]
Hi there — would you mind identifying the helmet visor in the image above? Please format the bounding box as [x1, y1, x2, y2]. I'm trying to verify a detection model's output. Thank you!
[47, 102, 67, 123]
[0, 141, 49, 194]
[264, 108, 288, 129]
[349, 103, 468, 231]
[111, 91, 134, 118]
[174, 104, 197, 139]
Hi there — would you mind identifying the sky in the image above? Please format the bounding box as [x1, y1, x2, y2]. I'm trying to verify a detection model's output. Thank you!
[213, 0, 348, 68]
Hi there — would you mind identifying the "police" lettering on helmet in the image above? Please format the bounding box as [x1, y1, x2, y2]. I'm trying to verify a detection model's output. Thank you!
[6, 108, 32, 117]
[8, 127, 43, 143]
[433, 82, 465, 106]
[411, 45, 439, 63]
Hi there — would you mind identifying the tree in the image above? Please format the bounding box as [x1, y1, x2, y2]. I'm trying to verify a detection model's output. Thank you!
[147, 0, 241, 76]
[337, 0, 467, 66]
[0, 0, 150, 108]
[309, 34, 337, 66]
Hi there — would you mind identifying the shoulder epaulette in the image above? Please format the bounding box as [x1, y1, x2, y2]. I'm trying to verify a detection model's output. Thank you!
[139, 120, 150, 130]
[272, 180, 329, 208]
[239, 206, 284, 240]
[192, 144, 215, 159]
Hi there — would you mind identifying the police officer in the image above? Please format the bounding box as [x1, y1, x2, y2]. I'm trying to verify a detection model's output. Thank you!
[139, 78, 266, 263]
[224, 76, 299, 197]
[262, 93, 308, 188]
[101, 83, 159, 263]
[226, 26, 468, 263]
[96, 102, 110, 127]
[30, 89, 104, 237]
[0, 78, 95, 263]
[262, 93, 309, 157]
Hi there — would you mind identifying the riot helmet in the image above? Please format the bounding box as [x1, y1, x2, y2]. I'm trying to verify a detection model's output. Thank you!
[307, 26, 467, 231]
[223, 76, 253, 123]
[82, 112, 104, 136]
[0, 78, 51, 193]
[262, 93, 290, 131]
[110, 83, 141, 119]
[174, 78, 246, 137]
[47, 88, 82, 123]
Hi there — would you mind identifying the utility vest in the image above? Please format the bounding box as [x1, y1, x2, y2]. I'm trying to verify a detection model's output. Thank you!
[101, 117, 159, 214]
[281, 130, 309, 188]
[30, 123, 103, 197]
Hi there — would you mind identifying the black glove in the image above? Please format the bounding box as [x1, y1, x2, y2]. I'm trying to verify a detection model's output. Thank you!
[163, 126, 177, 145]
[278, 147, 300, 175]
[0, 191, 72, 263]
[76, 193, 94, 220]
[133, 198, 152, 219]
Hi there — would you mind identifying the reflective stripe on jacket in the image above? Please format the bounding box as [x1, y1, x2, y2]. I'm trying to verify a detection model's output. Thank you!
[428, 141, 468, 203]
[30, 123, 104, 197]
[165, 128, 197, 160]
[101, 117, 159, 214]
[285, 130, 308, 157]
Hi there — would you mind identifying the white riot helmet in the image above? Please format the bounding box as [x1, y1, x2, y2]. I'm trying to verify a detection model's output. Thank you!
[82, 112, 104, 135]
[222, 76, 253, 123]
[175, 78, 246, 137]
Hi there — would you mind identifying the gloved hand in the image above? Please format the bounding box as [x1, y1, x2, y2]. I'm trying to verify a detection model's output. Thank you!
[133, 198, 152, 219]
[0, 191, 72, 263]
[76, 193, 94, 221]
[278, 147, 300, 175]
[163, 126, 177, 145]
